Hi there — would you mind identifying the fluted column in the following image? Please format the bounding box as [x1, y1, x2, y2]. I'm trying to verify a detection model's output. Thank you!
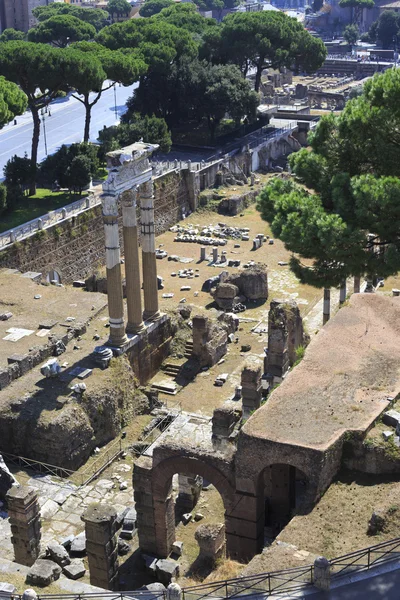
[101, 194, 127, 347]
[140, 180, 160, 321]
[122, 188, 145, 334]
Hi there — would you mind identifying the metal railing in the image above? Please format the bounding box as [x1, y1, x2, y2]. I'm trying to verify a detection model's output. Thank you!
[0, 191, 101, 250]
[0, 536, 399, 599]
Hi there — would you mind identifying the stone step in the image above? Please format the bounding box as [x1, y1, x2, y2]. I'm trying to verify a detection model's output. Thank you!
[151, 381, 178, 395]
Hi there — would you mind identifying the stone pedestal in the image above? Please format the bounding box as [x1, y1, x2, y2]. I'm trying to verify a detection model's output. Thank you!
[82, 504, 119, 590]
[241, 364, 262, 419]
[195, 523, 225, 562]
[101, 195, 127, 347]
[122, 189, 144, 334]
[313, 556, 330, 590]
[140, 181, 160, 321]
[6, 486, 41, 566]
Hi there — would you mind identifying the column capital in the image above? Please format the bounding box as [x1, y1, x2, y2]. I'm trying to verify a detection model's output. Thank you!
[140, 180, 153, 199]
[121, 187, 138, 209]
[101, 194, 119, 218]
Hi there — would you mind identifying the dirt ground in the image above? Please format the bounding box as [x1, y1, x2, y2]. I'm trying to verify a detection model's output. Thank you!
[242, 471, 400, 576]
[0, 270, 107, 370]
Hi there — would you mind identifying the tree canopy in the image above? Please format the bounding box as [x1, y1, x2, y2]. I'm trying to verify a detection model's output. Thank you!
[140, 0, 174, 18]
[154, 3, 217, 34]
[98, 114, 172, 154]
[339, 0, 374, 24]
[0, 29, 25, 42]
[69, 41, 147, 141]
[257, 68, 400, 288]
[0, 76, 27, 128]
[0, 41, 87, 193]
[343, 23, 359, 46]
[210, 11, 326, 91]
[32, 4, 108, 31]
[28, 15, 96, 47]
[368, 10, 400, 48]
[107, 0, 132, 21]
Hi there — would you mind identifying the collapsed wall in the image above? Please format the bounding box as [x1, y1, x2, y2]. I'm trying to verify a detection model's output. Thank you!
[0, 356, 150, 470]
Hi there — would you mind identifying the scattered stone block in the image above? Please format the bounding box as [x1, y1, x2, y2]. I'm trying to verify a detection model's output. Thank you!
[171, 541, 183, 557]
[194, 513, 204, 521]
[26, 559, 62, 586]
[39, 320, 58, 330]
[77, 368, 92, 380]
[143, 554, 158, 574]
[182, 513, 192, 525]
[73, 281, 86, 288]
[383, 410, 400, 429]
[156, 559, 179, 585]
[382, 430, 394, 441]
[0, 312, 13, 321]
[62, 559, 86, 580]
[47, 542, 71, 567]
[70, 532, 86, 556]
[0, 583, 16, 597]
[60, 535, 75, 550]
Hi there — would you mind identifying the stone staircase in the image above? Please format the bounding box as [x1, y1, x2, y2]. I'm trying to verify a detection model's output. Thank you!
[162, 362, 182, 378]
[184, 340, 193, 359]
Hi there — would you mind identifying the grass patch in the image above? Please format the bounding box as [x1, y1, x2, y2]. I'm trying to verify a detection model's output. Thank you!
[0, 188, 86, 233]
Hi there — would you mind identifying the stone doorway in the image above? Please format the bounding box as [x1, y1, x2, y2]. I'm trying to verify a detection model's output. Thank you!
[134, 454, 236, 559]
[262, 464, 308, 537]
[46, 269, 61, 284]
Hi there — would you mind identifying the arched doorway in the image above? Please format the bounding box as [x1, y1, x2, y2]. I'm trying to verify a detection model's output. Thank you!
[46, 269, 61, 284]
[262, 463, 309, 538]
[134, 455, 236, 559]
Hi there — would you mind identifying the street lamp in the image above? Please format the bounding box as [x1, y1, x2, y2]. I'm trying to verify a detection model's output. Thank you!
[41, 108, 48, 156]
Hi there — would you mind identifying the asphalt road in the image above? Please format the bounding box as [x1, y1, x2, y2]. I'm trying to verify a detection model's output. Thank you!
[0, 82, 137, 175]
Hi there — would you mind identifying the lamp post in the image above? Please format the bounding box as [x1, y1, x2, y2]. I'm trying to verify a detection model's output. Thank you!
[41, 108, 48, 156]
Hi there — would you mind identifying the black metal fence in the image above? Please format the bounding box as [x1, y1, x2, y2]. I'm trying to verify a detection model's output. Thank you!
[2, 537, 400, 600]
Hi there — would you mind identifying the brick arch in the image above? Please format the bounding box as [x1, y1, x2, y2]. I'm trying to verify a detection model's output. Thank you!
[150, 455, 236, 558]
[152, 455, 235, 511]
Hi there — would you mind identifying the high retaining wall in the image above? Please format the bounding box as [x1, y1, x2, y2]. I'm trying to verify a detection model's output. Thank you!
[0, 168, 200, 284]
[0, 132, 293, 283]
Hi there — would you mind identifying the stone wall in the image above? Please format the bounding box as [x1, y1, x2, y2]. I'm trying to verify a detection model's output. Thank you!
[0, 170, 199, 284]
[0, 355, 149, 470]
[0, 206, 106, 284]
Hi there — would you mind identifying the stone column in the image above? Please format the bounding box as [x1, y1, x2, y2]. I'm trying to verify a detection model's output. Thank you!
[354, 276, 361, 294]
[140, 180, 160, 321]
[6, 486, 41, 566]
[82, 504, 119, 590]
[323, 288, 330, 325]
[121, 188, 145, 334]
[101, 194, 127, 347]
